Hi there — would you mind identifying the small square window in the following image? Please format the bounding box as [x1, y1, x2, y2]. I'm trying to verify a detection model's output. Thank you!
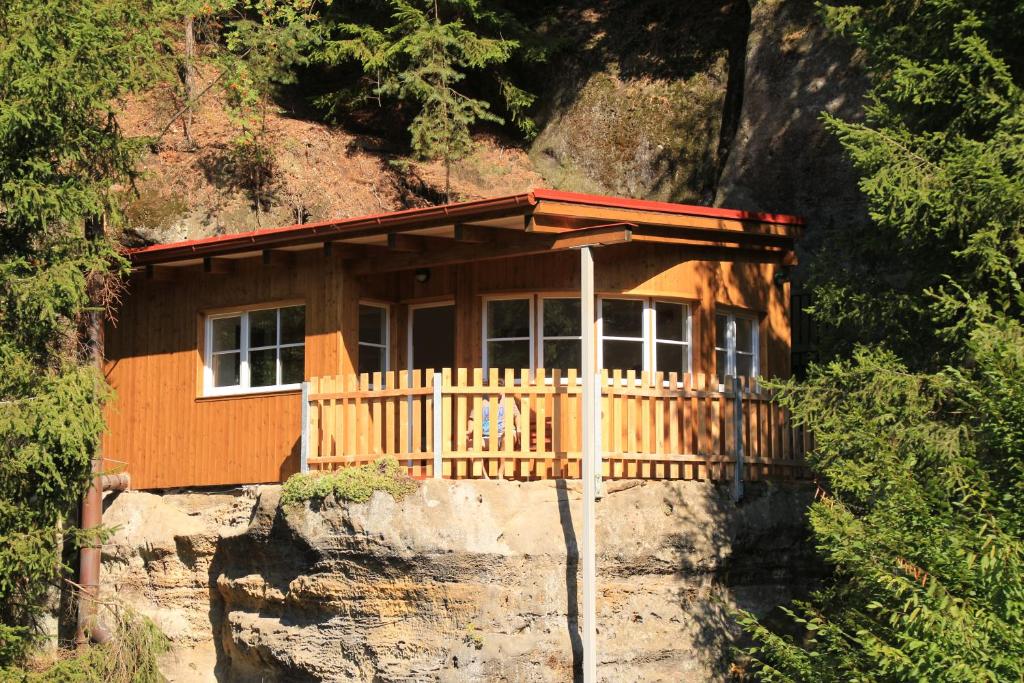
[487, 299, 531, 339]
[211, 316, 241, 352]
[602, 299, 643, 338]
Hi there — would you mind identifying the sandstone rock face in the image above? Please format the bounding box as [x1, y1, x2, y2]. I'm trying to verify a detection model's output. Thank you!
[101, 488, 258, 680]
[714, 0, 869, 243]
[102, 479, 816, 681]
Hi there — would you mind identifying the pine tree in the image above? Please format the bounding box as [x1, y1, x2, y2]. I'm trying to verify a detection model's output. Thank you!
[807, 0, 1024, 367]
[0, 0, 160, 664]
[738, 2, 1024, 680]
[315, 0, 539, 199]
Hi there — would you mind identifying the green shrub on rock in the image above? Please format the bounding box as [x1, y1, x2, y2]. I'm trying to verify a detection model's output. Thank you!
[282, 458, 418, 505]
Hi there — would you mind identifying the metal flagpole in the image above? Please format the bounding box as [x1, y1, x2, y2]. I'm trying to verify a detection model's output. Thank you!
[580, 245, 598, 682]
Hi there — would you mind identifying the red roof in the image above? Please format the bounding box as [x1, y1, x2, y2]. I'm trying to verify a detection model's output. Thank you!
[128, 189, 803, 265]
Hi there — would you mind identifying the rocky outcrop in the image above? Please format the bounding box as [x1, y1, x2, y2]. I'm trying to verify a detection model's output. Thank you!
[102, 479, 817, 681]
[101, 488, 258, 680]
[529, 0, 748, 203]
[713, 0, 869, 244]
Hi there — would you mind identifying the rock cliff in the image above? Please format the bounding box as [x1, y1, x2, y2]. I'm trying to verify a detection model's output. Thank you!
[102, 479, 817, 681]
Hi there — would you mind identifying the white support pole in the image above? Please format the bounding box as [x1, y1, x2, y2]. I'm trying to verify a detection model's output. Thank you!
[299, 381, 310, 474]
[732, 376, 745, 502]
[580, 246, 598, 683]
[432, 372, 443, 479]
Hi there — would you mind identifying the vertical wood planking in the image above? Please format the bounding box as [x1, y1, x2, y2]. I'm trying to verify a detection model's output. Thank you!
[442, 368, 453, 478]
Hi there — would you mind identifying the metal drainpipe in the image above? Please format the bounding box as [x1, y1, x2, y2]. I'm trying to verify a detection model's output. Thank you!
[75, 465, 130, 647]
[75, 214, 133, 646]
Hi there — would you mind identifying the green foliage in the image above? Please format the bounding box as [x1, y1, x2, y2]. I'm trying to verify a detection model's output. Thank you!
[314, 0, 541, 192]
[807, 0, 1024, 367]
[739, 1, 1024, 680]
[281, 458, 418, 505]
[0, 0, 158, 665]
[463, 622, 484, 650]
[1, 608, 169, 682]
[740, 330, 1024, 681]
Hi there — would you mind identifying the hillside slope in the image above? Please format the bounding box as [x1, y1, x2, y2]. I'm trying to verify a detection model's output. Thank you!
[121, 0, 865, 247]
[118, 84, 542, 244]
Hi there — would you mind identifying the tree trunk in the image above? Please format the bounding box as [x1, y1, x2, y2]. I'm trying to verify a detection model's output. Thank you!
[182, 15, 197, 150]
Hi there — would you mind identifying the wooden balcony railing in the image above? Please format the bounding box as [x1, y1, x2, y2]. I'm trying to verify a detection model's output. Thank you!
[300, 368, 810, 482]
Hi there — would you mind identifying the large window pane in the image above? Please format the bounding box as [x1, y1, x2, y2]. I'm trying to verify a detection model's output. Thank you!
[249, 348, 277, 387]
[249, 309, 277, 348]
[655, 302, 686, 341]
[487, 299, 530, 338]
[212, 316, 241, 352]
[358, 345, 383, 375]
[358, 305, 385, 345]
[212, 352, 240, 387]
[280, 306, 305, 345]
[543, 299, 580, 337]
[735, 317, 754, 353]
[281, 346, 304, 384]
[487, 339, 531, 372]
[603, 339, 643, 373]
[656, 342, 687, 375]
[735, 353, 753, 378]
[716, 349, 729, 378]
[715, 314, 729, 348]
[602, 299, 643, 338]
[544, 339, 581, 372]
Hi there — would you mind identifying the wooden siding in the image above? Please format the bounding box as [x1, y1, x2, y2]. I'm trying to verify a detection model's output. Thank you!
[103, 251, 353, 489]
[105, 244, 790, 489]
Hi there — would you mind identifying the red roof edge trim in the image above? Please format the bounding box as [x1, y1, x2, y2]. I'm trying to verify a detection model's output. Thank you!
[532, 188, 805, 226]
[127, 191, 539, 263]
[126, 188, 803, 266]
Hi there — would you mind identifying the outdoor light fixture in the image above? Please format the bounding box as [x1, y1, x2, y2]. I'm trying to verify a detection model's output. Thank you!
[773, 265, 792, 288]
[414, 267, 431, 283]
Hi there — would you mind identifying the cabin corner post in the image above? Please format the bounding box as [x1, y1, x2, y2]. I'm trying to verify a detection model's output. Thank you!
[580, 245, 598, 683]
[732, 377, 745, 502]
[432, 372, 443, 479]
[300, 381, 310, 474]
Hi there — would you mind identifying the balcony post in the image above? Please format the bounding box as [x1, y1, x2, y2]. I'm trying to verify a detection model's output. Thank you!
[732, 376, 744, 502]
[580, 245, 598, 683]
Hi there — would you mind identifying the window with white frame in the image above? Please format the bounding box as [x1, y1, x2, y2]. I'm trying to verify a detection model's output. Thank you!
[205, 305, 305, 395]
[715, 312, 758, 378]
[483, 298, 533, 373]
[358, 304, 389, 375]
[540, 297, 581, 372]
[600, 298, 647, 373]
[654, 301, 691, 375]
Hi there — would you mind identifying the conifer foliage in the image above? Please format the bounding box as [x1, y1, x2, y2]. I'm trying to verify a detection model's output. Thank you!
[0, 0, 158, 664]
[808, 0, 1024, 366]
[315, 0, 538, 197]
[739, 2, 1024, 680]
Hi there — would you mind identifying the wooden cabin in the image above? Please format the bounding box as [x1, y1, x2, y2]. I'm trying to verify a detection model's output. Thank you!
[104, 189, 807, 490]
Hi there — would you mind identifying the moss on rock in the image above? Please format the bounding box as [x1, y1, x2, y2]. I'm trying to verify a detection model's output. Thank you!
[282, 458, 418, 505]
[531, 66, 725, 202]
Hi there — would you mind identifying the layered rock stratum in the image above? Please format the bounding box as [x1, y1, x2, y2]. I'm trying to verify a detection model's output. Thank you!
[101, 479, 816, 681]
